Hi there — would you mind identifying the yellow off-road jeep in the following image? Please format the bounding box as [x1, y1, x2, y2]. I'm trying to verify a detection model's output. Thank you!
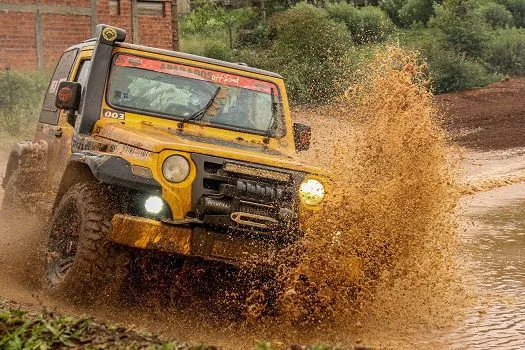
[2, 25, 329, 299]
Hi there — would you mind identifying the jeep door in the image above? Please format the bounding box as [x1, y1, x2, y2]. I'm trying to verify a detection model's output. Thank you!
[35, 48, 92, 192]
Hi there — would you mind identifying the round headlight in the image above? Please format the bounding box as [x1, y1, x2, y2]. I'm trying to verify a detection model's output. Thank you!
[299, 179, 326, 206]
[162, 155, 190, 183]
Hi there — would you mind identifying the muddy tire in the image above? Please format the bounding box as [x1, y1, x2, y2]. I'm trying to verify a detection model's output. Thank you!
[44, 181, 131, 304]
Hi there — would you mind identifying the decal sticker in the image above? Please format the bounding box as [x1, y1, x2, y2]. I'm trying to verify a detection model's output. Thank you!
[103, 109, 125, 120]
[102, 27, 117, 42]
[114, 54, 280, 96]
[113, 144, 151, 160]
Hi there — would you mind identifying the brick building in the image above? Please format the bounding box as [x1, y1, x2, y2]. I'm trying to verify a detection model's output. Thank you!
[0, 0, 189, 70]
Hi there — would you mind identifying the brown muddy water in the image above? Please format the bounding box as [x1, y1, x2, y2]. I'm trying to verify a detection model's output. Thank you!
[449, 184, 525, 349]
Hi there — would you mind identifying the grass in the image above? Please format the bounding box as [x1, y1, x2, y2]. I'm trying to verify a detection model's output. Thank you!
[0, 300, 215, 350]
[0, 300, 355, 350]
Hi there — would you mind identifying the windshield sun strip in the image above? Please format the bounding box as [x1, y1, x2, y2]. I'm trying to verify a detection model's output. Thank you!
[105, 54, 286, 138]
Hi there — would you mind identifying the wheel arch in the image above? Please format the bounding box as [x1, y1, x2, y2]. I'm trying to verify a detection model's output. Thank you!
[2, 140, 48, 189]
[52, 160, 96, 213]
[52, 152, 162, 213]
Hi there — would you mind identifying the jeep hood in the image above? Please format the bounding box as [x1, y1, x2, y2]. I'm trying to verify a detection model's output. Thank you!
[96, 123, 326, 176]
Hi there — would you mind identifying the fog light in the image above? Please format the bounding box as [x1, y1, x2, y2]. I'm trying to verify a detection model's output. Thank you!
[299, 179, 326, 206]
[145, 196, 163, 214]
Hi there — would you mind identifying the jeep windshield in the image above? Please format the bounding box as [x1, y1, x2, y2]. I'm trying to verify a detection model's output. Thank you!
[107, 54, 283, 136]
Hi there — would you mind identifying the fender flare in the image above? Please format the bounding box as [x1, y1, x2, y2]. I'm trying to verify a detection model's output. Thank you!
[2, 140, 48, 189]
[53, 151, 161, 211]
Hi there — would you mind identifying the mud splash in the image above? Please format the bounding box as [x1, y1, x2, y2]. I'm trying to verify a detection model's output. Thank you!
[0, 46, 470, 348]
[269, 47, 464, 337]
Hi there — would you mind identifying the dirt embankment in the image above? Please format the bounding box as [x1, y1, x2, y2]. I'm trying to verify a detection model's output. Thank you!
[437, 77, 525, 151]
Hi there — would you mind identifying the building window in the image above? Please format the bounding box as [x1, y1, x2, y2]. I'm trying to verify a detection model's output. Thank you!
[137, 1, 164, 16]
[109, 0, 120, 15]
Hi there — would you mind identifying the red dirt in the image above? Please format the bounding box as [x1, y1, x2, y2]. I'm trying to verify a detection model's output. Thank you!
[437, 77, 525, 151]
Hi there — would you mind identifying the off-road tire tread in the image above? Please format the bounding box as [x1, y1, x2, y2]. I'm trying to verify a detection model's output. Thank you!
[47, 181, 131, 303]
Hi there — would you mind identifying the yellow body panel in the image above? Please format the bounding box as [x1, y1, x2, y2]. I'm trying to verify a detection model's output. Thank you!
[53, 45, 329, 220]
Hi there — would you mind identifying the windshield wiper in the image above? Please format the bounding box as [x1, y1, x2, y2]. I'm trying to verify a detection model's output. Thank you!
[178, 86, 221, 129]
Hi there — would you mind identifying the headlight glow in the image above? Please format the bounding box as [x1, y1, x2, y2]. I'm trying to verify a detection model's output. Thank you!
[162, 155, 190, 183]
[299, 179, 326, 206]
[145, 196, 164, 214]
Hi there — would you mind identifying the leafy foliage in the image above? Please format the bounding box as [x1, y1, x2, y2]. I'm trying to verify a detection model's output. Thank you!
[486, 27, 525, 74]
[478, 1, 515, 28]
[380, 0, 438, 26]
[430, 0, 493, 58]
[269, 3, 352, 103]
[496, 0, 525, 27]
[326, 2, 394, 44]
[180, 3, 256, 36]
[399, 0, 437, 26]
[380, 0, 407, 25]
[0, 70, 48, 137]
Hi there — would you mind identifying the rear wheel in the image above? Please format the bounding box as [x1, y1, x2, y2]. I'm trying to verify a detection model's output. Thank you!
[44, 182, 131, 304]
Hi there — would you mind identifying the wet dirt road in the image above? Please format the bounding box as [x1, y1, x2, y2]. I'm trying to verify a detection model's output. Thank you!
[0, 152, 524, 349]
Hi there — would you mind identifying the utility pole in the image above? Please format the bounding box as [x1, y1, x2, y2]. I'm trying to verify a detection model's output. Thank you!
[171, 0, 179, 50]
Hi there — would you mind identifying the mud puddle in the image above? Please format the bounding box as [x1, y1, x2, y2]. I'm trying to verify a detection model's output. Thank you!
[428, 184, 525, 349]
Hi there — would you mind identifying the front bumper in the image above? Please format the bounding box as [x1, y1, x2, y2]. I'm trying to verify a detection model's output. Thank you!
[108, 214, 279, 265]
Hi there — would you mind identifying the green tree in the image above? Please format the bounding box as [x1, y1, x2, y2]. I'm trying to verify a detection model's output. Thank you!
[399, 0, 437, 26]
[326, 2, 394, 44]
[496, 0, 525, 27]
[269, 2, 351, 103]
[380, 0, 406, 25]
[486, 28, 525, 74]
[430, 0, 492, 58]
[478, 1, 514, 28]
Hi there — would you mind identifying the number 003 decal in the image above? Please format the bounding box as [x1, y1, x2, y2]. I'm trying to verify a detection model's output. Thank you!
[103, 109, 125, 120]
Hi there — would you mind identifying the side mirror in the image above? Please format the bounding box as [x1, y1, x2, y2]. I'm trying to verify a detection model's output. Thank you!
[55, 81, 81, 111]
[293, 122, 311, 152]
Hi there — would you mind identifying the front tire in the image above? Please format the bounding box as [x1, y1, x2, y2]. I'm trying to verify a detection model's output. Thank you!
[44, 182, 131, 303]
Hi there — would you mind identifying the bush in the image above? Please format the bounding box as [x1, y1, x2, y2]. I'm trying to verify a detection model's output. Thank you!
[325, 3, 394, 44]
[359, 6, 395, 43]
[325, 2, 361, 36]
[486, 28, 525, 74]
[399, 0, 436, 26]
[496, 0, 525, 27]
[428, 50, 497, 93]
[430, 0, 493, 58]
[380, 0, 407, 26]
[236, 23, 276, 47]
[478, 1, 514, 28]
[269, 3, 352, 103]
[0, 70, 48, 136]
[180, 3, 256, 36]
[201, 41, 234, 61]
[401, 28, 498, 93]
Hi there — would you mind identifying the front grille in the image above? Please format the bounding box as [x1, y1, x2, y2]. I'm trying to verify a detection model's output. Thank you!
[190, 154, 304, 234]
